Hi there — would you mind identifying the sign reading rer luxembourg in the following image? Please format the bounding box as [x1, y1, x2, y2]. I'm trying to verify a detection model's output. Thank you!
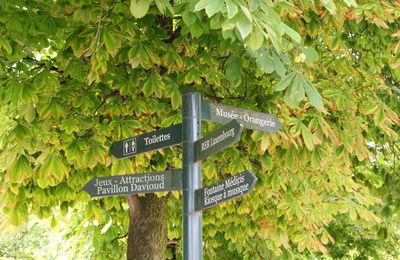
[194, 120, 243, 162]
[201, 101, 281, 133]
[110, 124, 182, 159]
[83, 170, 183, 197]
[195, 170, 257, 210]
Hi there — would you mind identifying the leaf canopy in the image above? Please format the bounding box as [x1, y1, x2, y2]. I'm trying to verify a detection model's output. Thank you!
[0, 0, 399, 258]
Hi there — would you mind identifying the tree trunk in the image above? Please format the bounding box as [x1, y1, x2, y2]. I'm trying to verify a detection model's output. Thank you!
[125, 194, 168, 260]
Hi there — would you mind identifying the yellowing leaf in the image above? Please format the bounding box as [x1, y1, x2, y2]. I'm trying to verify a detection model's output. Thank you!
[11, 203, 28, 225]
[103, 30, 121, 56]
[73, 6, 96, 22]
[51, 215, 58, 227]
[143, 73, 163, 98]
[37, 154, 69, 188]
[130, 0, 151, 19]
[246, 25, 264, 51]
[203, 160, 217, 179]
[18, 103, 36, 123]
[20, 84, 38, 103]
[65, 139, 85, 164]
[111, 159, 133, 176]
[5, 81, 23, 105]
[303, 79, 324, 111]
[12, 124, 30, 142]
[251, 131, 264, 141]
[165, 83, 181, 109]
[8, 155, 32, 184]
[33, 71, 60, 93]
[260, 133, 270, 151]
[373, 106, 385, 126]
[39, 99, 67, 119]
[286, 147, 297, 169]
[301, 123, 314, 151]
[349, 208, 357, 221]
[85, 140, 108, 169]
[60, 118, 80, 134]
[260, 156, 272, 170]
[0, 38, 12, 54]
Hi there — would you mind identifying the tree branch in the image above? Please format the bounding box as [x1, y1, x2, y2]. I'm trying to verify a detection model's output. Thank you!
[112, 232, 128, 243]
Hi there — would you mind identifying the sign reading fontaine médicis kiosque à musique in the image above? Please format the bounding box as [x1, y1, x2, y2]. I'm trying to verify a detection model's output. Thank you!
[194, 170, 257, 210]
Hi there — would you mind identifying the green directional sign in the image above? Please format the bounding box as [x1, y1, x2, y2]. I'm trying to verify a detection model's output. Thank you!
[194, 120, 243, 162]
[201, 100, 282, 133]
[195, 170, 257, 210]
[83, 170, 183, 197]
[87, 91, 282, 259]
[110, 124, 182, 159]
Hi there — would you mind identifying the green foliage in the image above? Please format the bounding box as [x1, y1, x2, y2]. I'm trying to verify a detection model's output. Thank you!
[0, 0, 399, 259]
[0, 209, 127, 259]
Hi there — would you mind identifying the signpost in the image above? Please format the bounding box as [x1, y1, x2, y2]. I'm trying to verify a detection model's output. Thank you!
[110, 124, 182, 159]
[182, 91, 202, 260]
[84, 91, 282, 260]
[194, 119, 243, 162]
[201, 100, 281, 133]
[195, 170, 257, 210]
[83, 170, 183, 197]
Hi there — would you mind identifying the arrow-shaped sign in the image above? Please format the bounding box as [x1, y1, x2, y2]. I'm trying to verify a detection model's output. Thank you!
[110, 124, 182, 159]
[195, 170, 257, 210]
[83, 170, 183, 197]
[194, 120, 243, 162]
[201, 100, 281, 133]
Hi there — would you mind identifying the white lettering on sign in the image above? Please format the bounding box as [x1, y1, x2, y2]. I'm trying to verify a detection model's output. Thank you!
[93, 173, 166, 196]
[216, 107, 239, 120]
[144, 133, 171, 146]
[131, 182, 165, 191]
[118, 173, 165, 184]
[225, 174, 245, 188]
[227, 183, 249, 197]
[200, 128, 235, 152]
[202, 173, 251, 207]
[97, 185, 129, 195]
[204, 183, 225, 197]
[215, 107, 276, 128]
[204, 192, 224, 206]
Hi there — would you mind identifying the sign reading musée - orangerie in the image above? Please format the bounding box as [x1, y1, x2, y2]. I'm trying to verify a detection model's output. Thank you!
[201, 101, 281, 133]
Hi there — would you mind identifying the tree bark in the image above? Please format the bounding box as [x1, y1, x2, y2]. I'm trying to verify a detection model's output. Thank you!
[126, 194, 168, 260]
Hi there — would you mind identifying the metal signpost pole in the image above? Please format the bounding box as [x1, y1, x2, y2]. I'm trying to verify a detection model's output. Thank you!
[182, 91, 202, 260]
